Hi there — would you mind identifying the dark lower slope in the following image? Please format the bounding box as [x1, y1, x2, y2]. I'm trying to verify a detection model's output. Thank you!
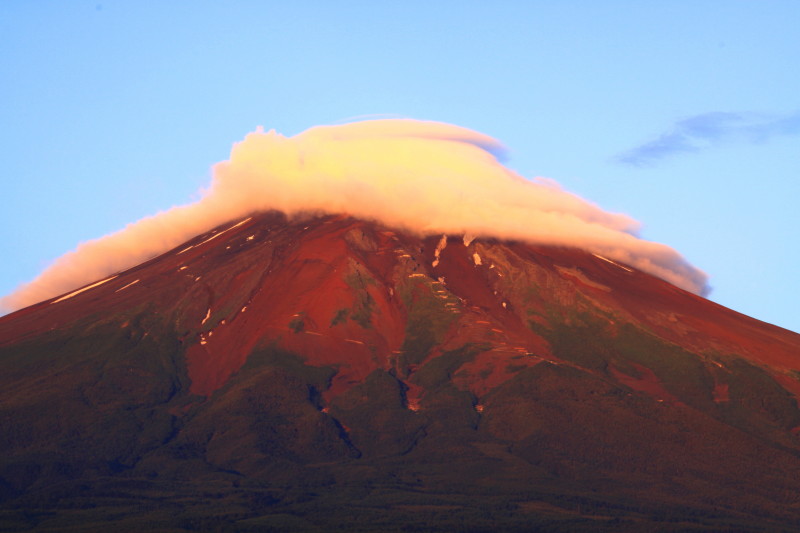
[1, 212, 800, 531]
[3, 345, 800, 532]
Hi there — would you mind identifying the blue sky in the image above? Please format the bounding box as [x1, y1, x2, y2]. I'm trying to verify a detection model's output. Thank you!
[1, 1, 798, 332]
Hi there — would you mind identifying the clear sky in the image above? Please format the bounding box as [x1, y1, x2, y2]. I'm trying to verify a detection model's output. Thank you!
[1, 1, 798, 332]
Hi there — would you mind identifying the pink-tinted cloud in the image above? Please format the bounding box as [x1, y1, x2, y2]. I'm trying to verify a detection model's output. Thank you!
[1, 119, 708, 312]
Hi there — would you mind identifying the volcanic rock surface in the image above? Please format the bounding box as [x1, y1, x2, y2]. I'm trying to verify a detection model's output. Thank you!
[1, 211, 800, 532]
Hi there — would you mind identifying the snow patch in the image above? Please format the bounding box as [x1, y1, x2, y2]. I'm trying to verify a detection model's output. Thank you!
[51, 276, 118, 304]
[432, 234, 448, 268]
[593, 253, 634, 272]
[463, 233, 476, 247]
[114, 279, 140, 293]
[472, 252, 482, 266]
[201, 308, 211, 325]
[192, 217, 253, 250]
[231, 216, 253, 229]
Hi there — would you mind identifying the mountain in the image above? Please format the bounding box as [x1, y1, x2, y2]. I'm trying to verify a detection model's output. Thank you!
[1, 210, 800, 532]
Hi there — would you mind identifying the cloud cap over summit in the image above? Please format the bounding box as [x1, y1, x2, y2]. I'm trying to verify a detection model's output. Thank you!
[1, 119, 708, 312]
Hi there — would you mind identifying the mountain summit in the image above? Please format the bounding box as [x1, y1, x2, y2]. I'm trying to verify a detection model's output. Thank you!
[1, 211, 799, 532]
[2, 119, 707, 313]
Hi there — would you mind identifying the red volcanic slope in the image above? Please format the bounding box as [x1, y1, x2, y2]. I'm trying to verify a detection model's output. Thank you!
[2, 210, 798, 405]
[4, 210, 800, 531]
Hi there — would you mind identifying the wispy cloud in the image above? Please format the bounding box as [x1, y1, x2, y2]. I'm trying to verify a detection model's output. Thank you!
[617, 111, 800, 166]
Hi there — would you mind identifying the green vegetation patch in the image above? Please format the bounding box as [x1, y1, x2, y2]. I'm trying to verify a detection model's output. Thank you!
[240, 345, 335, 393]
[613, 323, 713, 408]
[328, 370, 425, 457]
[343, 261, 378, 329]
[533, 310, 714, 409]
[412, 344, 487, 391]
[397, 279, 459, 368]
[0, 308, 188, 494]
[288, 314, 305, 333]
[330, 307, 349, 327]
[720, 357, 800, 432]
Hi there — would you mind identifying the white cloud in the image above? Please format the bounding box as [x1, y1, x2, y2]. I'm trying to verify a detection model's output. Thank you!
[1, 119, 708, 312]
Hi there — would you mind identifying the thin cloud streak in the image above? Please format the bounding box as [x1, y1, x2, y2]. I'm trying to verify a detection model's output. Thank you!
[1, 119, 709, 312]
[617, 111, 800, 166]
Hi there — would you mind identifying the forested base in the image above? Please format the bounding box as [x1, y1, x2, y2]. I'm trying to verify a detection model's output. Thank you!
[3, 341, 800, 532]
[2, 469, 796, 533]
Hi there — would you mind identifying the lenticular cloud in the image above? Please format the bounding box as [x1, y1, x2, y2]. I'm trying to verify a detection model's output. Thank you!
[1, 119, 708, 312]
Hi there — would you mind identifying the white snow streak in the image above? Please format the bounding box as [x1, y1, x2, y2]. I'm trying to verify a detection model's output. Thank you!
[51, 276, 118, 304]
[432, 234, 447, 268]
[114, 279, 140, 293]
[593, 253, 634, 272]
